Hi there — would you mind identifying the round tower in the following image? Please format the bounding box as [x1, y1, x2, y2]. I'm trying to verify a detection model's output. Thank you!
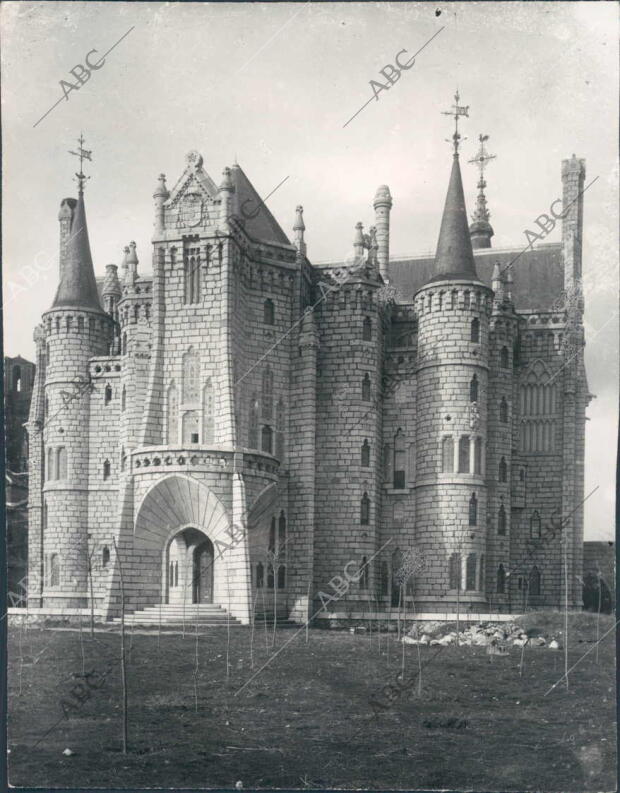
[414, 146, 493, 612]
[42, 188, 113, 608]
[373, 185, 392, 282]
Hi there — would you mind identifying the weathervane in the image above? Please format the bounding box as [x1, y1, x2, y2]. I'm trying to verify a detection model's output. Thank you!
[442, 90, 469, 155]
[468, 134, 496, 222]
[68, 133, 92, 193]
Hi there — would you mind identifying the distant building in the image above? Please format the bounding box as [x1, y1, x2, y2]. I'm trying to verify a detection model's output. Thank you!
[26, 117, 589, 622]
[5, 355, 35, 596]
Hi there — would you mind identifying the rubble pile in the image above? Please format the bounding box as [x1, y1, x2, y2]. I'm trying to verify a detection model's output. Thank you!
[402, 621, 563, 650]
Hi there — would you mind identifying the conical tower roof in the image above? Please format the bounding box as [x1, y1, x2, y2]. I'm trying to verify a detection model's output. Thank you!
[429, 154, 479, 282]
[51, 190, 103, 312]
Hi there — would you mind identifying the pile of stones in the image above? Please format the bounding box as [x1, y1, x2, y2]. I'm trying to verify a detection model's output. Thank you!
[402, 621, 563, 650]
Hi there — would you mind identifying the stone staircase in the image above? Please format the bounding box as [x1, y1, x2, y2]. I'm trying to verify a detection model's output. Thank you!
[111, 603, 242, 628]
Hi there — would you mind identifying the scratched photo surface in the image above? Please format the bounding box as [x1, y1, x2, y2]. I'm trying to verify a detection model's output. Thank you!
[1, 1, 617, 791]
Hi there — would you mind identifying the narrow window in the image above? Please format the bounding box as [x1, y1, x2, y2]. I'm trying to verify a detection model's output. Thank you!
[450, 290, 457, 309]
[499, 457, 507, 482]
[103, 459, 111, 480]
[470, 318, 480, 343]
[278, 512, 286, 555]
[263, 299, 275, 325]
[261, 367, 273, 420]
[359, 556, 369, 589]
[248, 394, 259, 448]
[362, 316, 372, 340]
[519, 468, 525, 482]
[529, 565, 541, 596]
[469, 374, 478, 403]
[268, 517, 276, 554]
[393, 429, 406, 489]
[362, 373, 371, 401]
[500, 346, 510, 368]
[530, 510, 541, 538]
[202, 379, 214, 443]
[184, 248, 201, 304]
[13, 366, 21, 392]
[500, 397, 509, 423]
[102, 546, 110, 567]
[277, 565, 286, 589]
[458, 436, 470, 473]
[361, 439, 370, 467]
[182, 348, 200, 403]
[469, 492, 478, 526]
[267, 565, 275, 589]
[46, 447, 54, 481]
[89, 317, 95, 333]
[56, 447, 67, 480]
[449, 552, 461, 590]
[463, 291, 470, 310]
[121, 386, 126, 412]
[360, 492, 370, 525]
[66, 316, 72, 331]
[104, 384, 112, 405]
[261, 425, 273, 454]
[498, 504, 506, 535]
[256, 563, 264, 588]
[466, 553, 477, 590]
[442, 436, 454, 473]
[275, 399, 285, 461]
[497, 564, 506, 594]
[474, 437, 482, 474]
[134, 304, 140, 323]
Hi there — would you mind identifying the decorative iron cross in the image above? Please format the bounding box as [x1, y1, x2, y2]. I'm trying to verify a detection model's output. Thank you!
[69, 132, 92, 192]
[442, 90, 469, 154]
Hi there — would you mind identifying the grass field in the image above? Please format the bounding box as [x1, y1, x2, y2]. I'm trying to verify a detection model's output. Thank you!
[7, 612, 616, 790]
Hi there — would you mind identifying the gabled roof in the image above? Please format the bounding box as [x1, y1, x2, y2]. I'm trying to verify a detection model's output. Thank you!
[51, 191, 104, 313]
[230, 164, 291, 246]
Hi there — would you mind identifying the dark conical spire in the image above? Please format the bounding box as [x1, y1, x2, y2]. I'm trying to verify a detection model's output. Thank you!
[51, 188, 103, 311]
[430, 153, 478, 282]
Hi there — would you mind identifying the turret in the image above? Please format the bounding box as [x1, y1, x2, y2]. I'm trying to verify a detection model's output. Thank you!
[561, 154, 586, 292]
[153, 173, 169, 235]
[353, 221, 365, 262]
[125, 241, 139, 287]
[373, 185, 392, 282]
[102, 264, 122, 317]
[219, 166, 234, 227]
[293, 205, 306, 257]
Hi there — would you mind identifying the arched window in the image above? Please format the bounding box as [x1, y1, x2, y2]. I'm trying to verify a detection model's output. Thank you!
[275, 399, 285, 461]
[121, 386, 126, 412]
[470, 318, 480, 343]
[451, 290, 457, 309]
[56, 317, 61, 333]
[466, 553, 477, 590]
[360, 492, 370, 525]
[102, 546, 110, 567]
[256, 562, 264, 588]
[468, 492, 477, 526]
[104, 384, 112, 405]
[182, 348, 200, 403]
[277, 565, 286, 589]
[362, 316, 372, 340]
[103, 459, 111, 480]
[263, 299, 275, 325]
[248, 394, 259, 448]
[359, 556, 369, 589]
[479, 554, 485, 591]
[278, 512, 286, 555]
[458, 436, 470, 473]
[56, 447, 67, 480]
[78, 315, 85, 332]
[463, 291, 471, 310]
[261, 425, 273, 454]
[261, 367, 273, 420]
[202, 379, 214, 443]
[184, 247, 201, 304]
[498, 504, 506, 535]
[449, 552, 461, 590]
[497, 564, 506, 594]
[182, 410, 200, 444]
[529, 565, 541, 596]
[393, 429, 406, 489]
[362, 373, 371, 401]
[267, 564, 275, 589]
[442, 436, 454, 473]
[530, 510, 542, 538]
[361, 439, 370, 467]
[49, 553, 60, 587]
[500, 397, 508, 423]
[469, 374, 478, 403]
[499, 456, 508, 482]
[268, 517, 276, 554]
[474, 437, 482, 474]
[500, 346, 510, 368]
[167, 384, 178, 444]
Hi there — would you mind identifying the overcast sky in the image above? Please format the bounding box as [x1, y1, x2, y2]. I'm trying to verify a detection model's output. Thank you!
[2, 1, 617, 539]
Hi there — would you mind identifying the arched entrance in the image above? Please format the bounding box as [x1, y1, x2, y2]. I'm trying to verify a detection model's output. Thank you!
[166, 527, 214, 605]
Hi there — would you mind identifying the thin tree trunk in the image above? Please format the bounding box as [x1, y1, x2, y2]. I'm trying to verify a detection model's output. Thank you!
[78, 606, 86, 677]
[272, 565, 278, 649]
[261, 589, 269, 649]
[596, 575, 601, 664]
[112, 538, 128, 754]
[193, 622, 199, 713]
[226, 568, 231, 681]
[87, 547, 95, 639]
[564, 547, 569, 691]
[397, 586, 402, 640]
[305, 579, 311, 644]
[250, 587, 259, 669]
[456, 576, 461, 648]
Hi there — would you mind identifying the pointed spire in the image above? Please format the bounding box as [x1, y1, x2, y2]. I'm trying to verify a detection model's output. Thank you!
[125, 241, 139, 285]
[468, 134, 496, 249]
[430, 152, 478, 282]
[51, 189, 103, 311]
[293, 205, 306, 256]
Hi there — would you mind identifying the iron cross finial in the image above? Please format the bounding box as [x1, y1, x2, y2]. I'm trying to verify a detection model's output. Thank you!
[441, 90, 469, 155]
[68, 132, 93, 193]
[468, 133, 496, 179]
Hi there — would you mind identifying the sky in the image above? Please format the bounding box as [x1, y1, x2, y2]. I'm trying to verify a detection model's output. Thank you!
[1, 1, 617, 540]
